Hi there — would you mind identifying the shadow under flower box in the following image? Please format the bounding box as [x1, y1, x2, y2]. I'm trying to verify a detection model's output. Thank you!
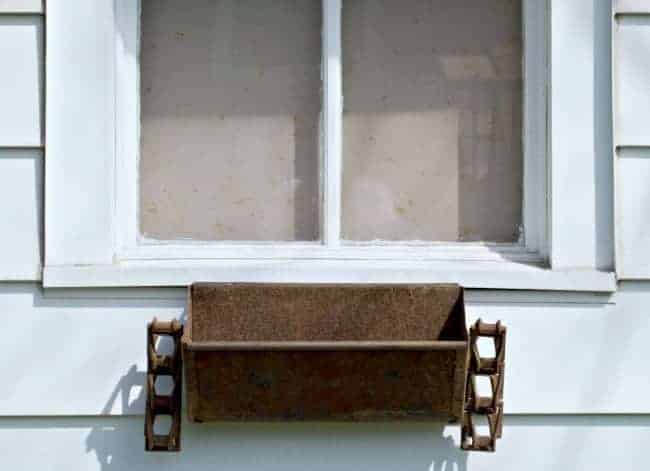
[181, 283, 470, 422]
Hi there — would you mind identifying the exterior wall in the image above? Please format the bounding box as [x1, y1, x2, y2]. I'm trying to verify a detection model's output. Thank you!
[614, 1, 650, 277]
[2, 1, 650, 470]
[0, 8, 43, 280]
[2, 416, 649, 471]
[2, 283, 650, 416]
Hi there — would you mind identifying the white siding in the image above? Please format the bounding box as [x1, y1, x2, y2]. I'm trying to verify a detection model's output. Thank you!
[0, 9, 44, 281]
[0, 1, 42, 15]
[3, 283, 650, 416]
[0, 15, 43, 146]
[0, 416, 648, 471]
[4, 1, 650, 469]
[614, 7, 650, 278]
[0, 151, 42, 280]
[614, 15, 650, 145]
[614, 0, 650, 14]
[616, 148, 650, 277]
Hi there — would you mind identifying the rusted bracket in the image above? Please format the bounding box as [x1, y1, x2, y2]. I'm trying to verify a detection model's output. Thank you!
[145, 318, 183, 452]
[461, 319, 506, 452]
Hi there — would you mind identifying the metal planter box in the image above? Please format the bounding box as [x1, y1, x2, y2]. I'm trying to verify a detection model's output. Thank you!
[181, 283, 470, 422]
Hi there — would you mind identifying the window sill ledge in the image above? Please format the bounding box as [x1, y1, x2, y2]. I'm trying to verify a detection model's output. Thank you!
[43, 260, 617, 292]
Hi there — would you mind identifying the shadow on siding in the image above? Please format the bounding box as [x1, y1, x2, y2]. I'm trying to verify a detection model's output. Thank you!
[84, 364, 467, 471]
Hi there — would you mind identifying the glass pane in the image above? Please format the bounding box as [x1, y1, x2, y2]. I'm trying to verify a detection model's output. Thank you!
[140, 0, 322, 241]
[342, 0, 523, 242]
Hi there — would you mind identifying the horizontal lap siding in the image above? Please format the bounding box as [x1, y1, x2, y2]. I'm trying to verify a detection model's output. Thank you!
[0, 3, 647, 469]
[614, 8, 650, 277]
[0, 151, 42, 279]
[1, 283, 650, 416]
[1, 416, 649, 471]
[0, 15, 43, 146]
[0, 1, 43, 14]
[0, 12, 43, 281]
[614, 0, 650, 14]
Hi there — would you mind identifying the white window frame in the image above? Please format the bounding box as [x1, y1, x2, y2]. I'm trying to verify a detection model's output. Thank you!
[44, 0, 616, 291]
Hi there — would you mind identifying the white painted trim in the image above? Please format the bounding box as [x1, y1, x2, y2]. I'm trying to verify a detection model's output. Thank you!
[117, 1, 550, 259]
[109, 1, 552, 268]
[549, 0, 610, 271]
[117, 242, 542, 263]
[45, 0, 116, 267]
[322, 0, 342, 247]
[114, 0, 140, 257]
[522, 0, 549, 257]
[47, 0, 618, 290]
[43, 260, 616, 291]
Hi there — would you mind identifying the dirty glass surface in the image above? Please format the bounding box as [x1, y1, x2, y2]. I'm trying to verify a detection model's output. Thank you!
[342, 0, 523, 242]
[140, 0, 322, 241]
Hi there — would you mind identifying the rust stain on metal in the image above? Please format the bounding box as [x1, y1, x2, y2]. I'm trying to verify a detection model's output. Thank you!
[189, 283, 466, 342]
[182, 283, 469, 423]
[190, 349, 460, 421]
[461, 319, 506, 452]
[144, 283, 509, 453]
[145, 319, 183, 452]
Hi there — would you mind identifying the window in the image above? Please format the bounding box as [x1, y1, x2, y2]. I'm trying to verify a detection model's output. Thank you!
[138, 0, 525, 245]
[44, 0, 615, 291]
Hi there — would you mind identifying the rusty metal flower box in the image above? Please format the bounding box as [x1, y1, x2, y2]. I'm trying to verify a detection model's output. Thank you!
[182, 283, 470, 422]
[145, 283, 506, 453]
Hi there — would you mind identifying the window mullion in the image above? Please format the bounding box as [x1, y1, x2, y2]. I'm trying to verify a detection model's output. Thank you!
[322, 0, 343, 247]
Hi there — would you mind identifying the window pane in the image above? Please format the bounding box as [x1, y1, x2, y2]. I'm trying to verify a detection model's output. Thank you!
[140, 0, 322, 241]
[342, 0, 523, 242]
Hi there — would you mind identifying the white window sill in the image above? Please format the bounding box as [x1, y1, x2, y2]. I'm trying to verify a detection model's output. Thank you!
[43, 260, 616, 292]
